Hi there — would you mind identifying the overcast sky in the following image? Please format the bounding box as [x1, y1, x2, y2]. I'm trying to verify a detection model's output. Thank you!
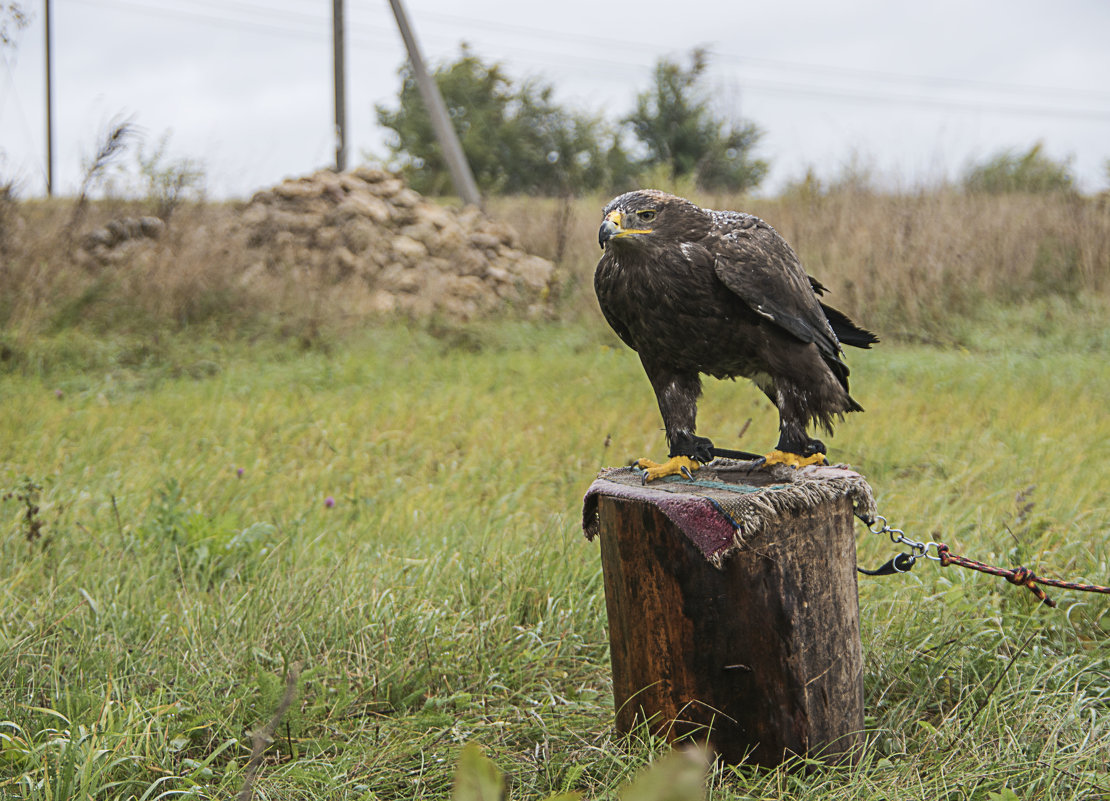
[2, 0, 1108, 200]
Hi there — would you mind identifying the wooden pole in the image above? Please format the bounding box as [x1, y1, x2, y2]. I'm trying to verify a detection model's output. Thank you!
[386, 0, 482, 208]
[44, 0, 54, 196]
[595, 486, 865, 767]
[332, 0, 347, 172]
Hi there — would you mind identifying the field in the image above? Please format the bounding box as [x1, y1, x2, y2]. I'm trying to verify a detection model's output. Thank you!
[2, 189, 1110, 799]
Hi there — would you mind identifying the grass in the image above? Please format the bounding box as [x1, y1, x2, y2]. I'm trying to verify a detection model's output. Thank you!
[3, 187, 1110, 351]
[2, 182, 1109, 797]
[2, 304, 1110, 799]
[488, 188, 1110, 339]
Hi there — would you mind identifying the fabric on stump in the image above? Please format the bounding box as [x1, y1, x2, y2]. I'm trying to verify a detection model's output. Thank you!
[582, 458, 876, 566]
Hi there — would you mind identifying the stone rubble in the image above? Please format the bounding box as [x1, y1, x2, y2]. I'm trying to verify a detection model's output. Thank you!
[83, 215, 166, 252]
[233, 166, 558, 320]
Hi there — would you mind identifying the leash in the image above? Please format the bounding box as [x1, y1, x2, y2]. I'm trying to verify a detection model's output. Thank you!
[859, 515, 1110, 609]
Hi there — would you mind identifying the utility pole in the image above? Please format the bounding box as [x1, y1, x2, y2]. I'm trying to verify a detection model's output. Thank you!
[386, 0, 481, 208]
[44, 0, 54, 195]
[332, 0, 347, 172]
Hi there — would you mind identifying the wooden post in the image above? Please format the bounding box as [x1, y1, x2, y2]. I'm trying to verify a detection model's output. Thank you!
[594, 477, 865, 767]
[332, 0, 348, 172]
[45, 0, 55, 196]
[386, 0, 482, 208]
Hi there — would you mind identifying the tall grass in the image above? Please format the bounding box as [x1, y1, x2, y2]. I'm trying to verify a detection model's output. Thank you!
[2, 182, 1110, 797]
[2, 187, 1109, 363]
[489, 188, 1110, 339]
[1, 317, 1109, 798]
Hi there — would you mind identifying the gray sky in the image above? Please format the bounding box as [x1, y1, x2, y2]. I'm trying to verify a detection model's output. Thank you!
[2, 0, 1108, 199]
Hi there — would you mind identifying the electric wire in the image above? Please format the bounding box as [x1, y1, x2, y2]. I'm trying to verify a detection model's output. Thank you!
[8, 0, 1108, 196]
[59, 0, 1110, 120]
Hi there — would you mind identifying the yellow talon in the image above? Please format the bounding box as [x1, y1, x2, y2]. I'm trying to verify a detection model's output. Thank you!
[634, 455, 701, 483]
[761, 449, 827, 469]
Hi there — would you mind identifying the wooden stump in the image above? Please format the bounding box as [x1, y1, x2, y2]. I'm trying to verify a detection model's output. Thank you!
[595, 486, 864, 767]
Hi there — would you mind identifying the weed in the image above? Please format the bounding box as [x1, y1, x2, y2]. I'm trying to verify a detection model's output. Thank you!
[136, 478, 276, 587]
[3, 476, 45, 548]
[136, 131, 206, 222]
[66, 116, 137, 235]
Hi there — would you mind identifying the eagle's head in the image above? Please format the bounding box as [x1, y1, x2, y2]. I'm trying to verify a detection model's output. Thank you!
[597, 189, 708, 250]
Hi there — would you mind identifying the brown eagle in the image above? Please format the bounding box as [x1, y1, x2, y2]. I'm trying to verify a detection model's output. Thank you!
[595, 189, 877, 482]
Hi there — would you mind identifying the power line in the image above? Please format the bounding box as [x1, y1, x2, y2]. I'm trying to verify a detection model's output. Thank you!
[25, 0, 1110, 193]
[416, 8, 1110, 105]
[386, 11, 1110, 120]
[66, 0, 403, 45]
[711, 51, 1110, 105]
[394, 35, 1110, 122]
[62, 0, 1110, 121]
[733, 76, 1110, 122]
[65, 0, 333, 42]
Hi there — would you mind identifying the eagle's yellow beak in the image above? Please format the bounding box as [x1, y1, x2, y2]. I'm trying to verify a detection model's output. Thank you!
[599, 208, 654, 248]
[598, 210, 621, 248]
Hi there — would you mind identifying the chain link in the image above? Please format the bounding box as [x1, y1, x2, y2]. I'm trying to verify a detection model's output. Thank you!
[863, 513, 1110, 606]
[867, 515, 942, 570]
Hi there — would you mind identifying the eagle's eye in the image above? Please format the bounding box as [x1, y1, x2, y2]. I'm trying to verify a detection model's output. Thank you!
[636, 209, 657, 223]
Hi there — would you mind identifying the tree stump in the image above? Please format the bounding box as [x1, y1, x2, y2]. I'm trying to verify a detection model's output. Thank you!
[584, 465, 870, 767]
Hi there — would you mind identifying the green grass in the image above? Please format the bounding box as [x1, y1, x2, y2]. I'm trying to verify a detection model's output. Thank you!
[2, 307, 1109, 799]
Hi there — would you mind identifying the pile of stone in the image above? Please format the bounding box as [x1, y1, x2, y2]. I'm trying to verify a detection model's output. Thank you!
[234, 167, 558, 320]
[81, 215, 166, 260]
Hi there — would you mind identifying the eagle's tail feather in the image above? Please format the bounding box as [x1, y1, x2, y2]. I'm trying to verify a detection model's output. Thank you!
[821, 302, 879, 349]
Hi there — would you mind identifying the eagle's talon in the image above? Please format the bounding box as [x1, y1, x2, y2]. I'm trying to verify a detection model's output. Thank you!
[761, 449, 828, 469]
[633, 455, 700, 483]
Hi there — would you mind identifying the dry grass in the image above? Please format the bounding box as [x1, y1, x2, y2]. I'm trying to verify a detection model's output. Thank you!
[0, 198, 363, 362]
[2, 185, 1108, 360]
[491, 188, 1110, 341]
[751, 189, 1110, 335]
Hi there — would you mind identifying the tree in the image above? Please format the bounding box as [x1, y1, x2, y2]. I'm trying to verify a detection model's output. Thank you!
[376, 46, 631, 196]
[626, 48, 767, 192]
[962, 142, 1075, 194]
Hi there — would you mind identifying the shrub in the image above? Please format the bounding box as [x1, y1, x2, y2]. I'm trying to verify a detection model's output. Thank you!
[963, 142, 1075, 194]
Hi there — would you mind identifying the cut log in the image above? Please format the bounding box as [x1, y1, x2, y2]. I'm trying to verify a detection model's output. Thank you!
[592, 470, 866, 767]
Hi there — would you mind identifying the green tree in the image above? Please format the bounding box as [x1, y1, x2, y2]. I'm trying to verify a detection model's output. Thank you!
[962, 142, 1075, 194]
[626, 48, 767, 192]
[375, 46, 631, 196]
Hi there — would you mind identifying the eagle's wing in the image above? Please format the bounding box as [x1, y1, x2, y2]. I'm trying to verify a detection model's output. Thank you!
[707, 211, 842, 360]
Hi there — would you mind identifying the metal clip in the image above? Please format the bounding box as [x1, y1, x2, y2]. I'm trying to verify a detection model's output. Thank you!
[858, 552, 918, 576]
[867, 515, 941, 562]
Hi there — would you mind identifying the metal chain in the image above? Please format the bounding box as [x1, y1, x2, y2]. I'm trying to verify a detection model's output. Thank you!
[862, 513, 1110, 607]
[866, 515, 941, 571]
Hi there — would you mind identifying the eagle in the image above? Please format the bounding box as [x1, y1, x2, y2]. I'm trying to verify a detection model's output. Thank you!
[595, 189, 877, 482]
